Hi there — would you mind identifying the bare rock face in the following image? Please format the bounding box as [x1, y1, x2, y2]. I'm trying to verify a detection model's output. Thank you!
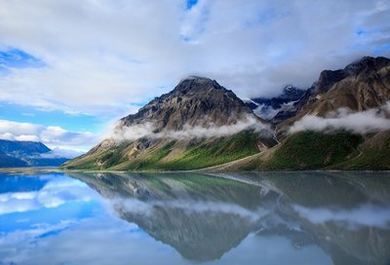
[276, 56, 390, 135]
[307, 56, 390, 113]
[119, 76, 254, 132]
[246, 56, 390, 128]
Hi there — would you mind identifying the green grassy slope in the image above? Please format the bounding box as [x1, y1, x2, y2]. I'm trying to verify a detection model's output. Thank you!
[64, 130, 390, 171]
[330, 130, 390, 170]
[260, 131, 363, 170]
[64, 130, 260, 171]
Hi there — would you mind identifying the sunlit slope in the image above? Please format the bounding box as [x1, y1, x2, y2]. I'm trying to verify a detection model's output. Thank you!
[63, 130, 263, 170]
[209, 130, 390, 171]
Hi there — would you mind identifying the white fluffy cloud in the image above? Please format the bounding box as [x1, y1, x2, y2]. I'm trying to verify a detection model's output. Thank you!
[289, 102, 390, 134]
[111, 115, 272, 141]
[0, 119, 97, 151]
[0, 0, 388, 115]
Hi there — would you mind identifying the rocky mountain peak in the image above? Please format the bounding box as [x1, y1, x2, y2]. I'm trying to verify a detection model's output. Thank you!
[344, 56, 390, 75]
[119, 76, 254, 132]
[314, 56, 390, 94]
[315, 69, 347, 93]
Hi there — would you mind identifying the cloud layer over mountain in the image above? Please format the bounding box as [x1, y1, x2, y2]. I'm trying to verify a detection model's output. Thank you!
[111, 115, 271, 141]
[289, 102, 390, 134]
[0, 0, 389, 115]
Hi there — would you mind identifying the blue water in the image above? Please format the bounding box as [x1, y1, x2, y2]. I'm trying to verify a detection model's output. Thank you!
[0, 170, 389, 265]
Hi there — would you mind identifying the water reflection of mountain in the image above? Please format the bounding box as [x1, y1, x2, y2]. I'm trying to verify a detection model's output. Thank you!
[69, 171, 390, 265]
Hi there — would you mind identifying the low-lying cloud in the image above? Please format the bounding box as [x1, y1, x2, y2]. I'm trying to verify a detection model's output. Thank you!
[38, 147, 84, 159]
[289, 102, 390, 134]
[112, 198, 268, 222]
[111, 116, 272, 142]
[293, 204, 390, 229]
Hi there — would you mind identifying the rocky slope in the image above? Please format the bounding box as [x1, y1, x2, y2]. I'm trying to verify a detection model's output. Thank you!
[65, 56, 390, 171]
[277, 56, 390, 134]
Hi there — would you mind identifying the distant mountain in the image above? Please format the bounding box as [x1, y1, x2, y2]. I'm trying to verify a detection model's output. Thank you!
[65, 56, 390, 171]
[245, 85, 306, 122]
[0, 139, 69, 168]
[0, 150, 28, 167]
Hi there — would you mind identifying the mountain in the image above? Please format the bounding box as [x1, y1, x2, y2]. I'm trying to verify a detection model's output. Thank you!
[0, 150, 28, 167]
[120, 76, 254, 131]
[65, 56, 390, 171]
[0, 139, 69, 168]
[64, 77, 276, 170]
[245, 85, 306, 122]
[277, 56, 390, 134]
[209, 56, 390, 171]
[247, 56, 390, 126]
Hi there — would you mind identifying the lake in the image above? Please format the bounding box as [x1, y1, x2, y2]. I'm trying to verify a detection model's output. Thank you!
[0, 170, 389, 265]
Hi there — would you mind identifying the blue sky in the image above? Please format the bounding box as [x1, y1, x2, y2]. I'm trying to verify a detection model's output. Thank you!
[0, 0, 389, 151]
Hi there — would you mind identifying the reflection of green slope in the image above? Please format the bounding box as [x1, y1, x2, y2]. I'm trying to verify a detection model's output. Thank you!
[72, 172, 263, 209]
[228, 171, 390, 208]
[69, 171, 390, 264]
[258, 172, 370, 208]
[235, 171, 390, 265]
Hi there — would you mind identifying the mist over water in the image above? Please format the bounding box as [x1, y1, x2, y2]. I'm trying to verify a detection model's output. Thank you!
[0, 170, 389, 265]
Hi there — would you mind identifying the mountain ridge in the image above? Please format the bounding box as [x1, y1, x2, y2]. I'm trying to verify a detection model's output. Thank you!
[64, 56, 390, 171]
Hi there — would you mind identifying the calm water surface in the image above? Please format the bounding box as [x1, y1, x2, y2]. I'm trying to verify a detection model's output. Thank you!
[0, 170, 389, 265]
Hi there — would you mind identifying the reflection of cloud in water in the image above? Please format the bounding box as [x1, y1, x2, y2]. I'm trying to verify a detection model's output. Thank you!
[0, 216, 332, 265]
[0, 220, 74, 245]
[112, 198, 269, 222]
[0, 177, 96, 215]
[293, 204, 390, 228]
